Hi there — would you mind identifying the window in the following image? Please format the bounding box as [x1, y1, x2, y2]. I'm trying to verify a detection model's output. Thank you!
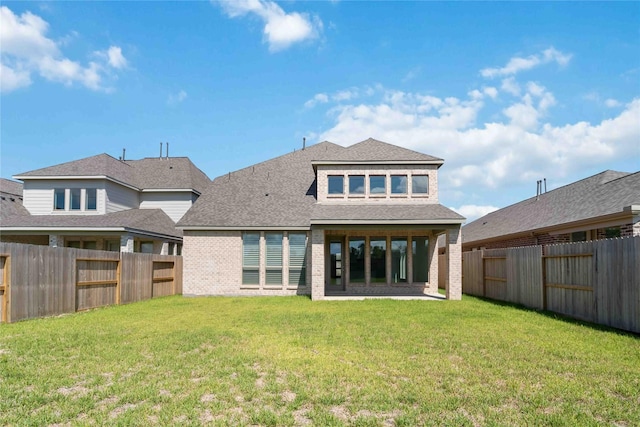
[289, 233, 307, 286]
[604, 227, 621, 238]
[83, 241, 97, 250]
[412, 237, 429, 282]
[571, 231, 587, 242]
[54, 189, 65, 210]
[66, 241, 81, 249]
[391, 238, 408, 283]
[86, 188, 97, 210]
[349, 238, 365, 283]
[369, 175, 386, 195]
[328, 176, 344, 195]
[412, 175, 429, 195]
[140, 242, 154, 253]
[106, 240, 120, 252]
[168, 242, 176, 255]
[265, 233, 283, 285]
[391, 175, 407, 194]
[349, 175, 365, 195]
[70, 189, 81, 210]
[370, 238, 386, 283]
[242, 233, 260, 285]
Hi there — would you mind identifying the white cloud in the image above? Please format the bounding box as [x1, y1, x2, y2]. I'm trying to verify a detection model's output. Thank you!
[218, 0, 322, 52]
[481, 47, 572, 78]
[0, 6, 127, 93]
[501, 77, 521, 96]
[453, 205, 500, 222]
[605, 98, 621, 108]
[402, 66, 421, 83]
[483, 87, 498, 99]
[311, 82, 639, 196]
[168, 89, 188, 105]
[106, 46, 127, 69]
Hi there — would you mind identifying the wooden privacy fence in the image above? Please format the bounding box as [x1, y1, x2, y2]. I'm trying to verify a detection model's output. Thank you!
[461, 237, 639, 333]
[0, 242, 183, 323]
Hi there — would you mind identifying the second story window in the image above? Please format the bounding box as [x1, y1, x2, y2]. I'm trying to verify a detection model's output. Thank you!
[369, 175, 386, 195]
[70, 189, 81, 210]
[54, 189, 65, 210]
[349, 175, 365, 195]
[391, 175, 407, 194]
[412, 175, 429, 195]
[86, 188, 97, 210]
[328, 175, 344, 195]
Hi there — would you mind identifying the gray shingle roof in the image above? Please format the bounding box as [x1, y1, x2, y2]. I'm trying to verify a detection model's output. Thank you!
[462, 170, 640, 245]
[0, 178, 23, 197]
[313, 138, 443, 163]
[14, 154, 210, 193]
[178, 138, 454, 228]
[1, 208, 182, 238]
[125, 157, 211, 194]
[0, 179, 28, 220]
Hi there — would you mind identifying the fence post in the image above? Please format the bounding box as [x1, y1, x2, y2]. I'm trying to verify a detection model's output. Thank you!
[1, 255, 10, 323]
[116, 257, 122, 305]
[481, 250, 486, 297]
[541, 245, 547, 311]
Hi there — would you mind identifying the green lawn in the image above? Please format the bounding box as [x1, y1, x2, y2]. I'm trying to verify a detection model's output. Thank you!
[1, 296, 638, 426]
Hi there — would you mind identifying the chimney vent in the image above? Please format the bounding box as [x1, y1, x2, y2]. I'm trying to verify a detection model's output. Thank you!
[303, 137, 306, 150]
[160, 142, 163, 159]
[166, 142, 169, 159]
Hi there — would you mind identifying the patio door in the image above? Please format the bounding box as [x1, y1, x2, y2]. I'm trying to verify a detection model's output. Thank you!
[326, 238, 345, 292]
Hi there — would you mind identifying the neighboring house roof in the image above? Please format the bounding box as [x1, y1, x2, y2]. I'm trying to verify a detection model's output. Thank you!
[125, 157, 211, 194]
[463, 170, 640, 245]
[1, 208, 182, 239]
[0, 179, 29, 219]
[14, 154, 210, 193]
[178, 138, 462, 229]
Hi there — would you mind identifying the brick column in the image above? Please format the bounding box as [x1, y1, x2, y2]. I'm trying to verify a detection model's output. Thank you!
[427, 232, 438, 294]
[446, 226, 462, 300]
[311, 228, 325, 300]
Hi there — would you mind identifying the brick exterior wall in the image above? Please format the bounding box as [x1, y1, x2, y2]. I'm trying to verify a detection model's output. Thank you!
[183, 230, 311, 297]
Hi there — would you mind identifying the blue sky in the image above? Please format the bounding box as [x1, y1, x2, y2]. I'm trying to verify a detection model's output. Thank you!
[2, 1, 639, 221]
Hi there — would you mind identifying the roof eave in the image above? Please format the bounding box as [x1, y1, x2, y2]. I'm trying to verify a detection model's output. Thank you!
[13, 175, 140, 191]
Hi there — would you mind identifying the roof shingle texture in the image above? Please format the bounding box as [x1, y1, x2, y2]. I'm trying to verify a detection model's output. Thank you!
[1, 209, 182, 238]
[179, 138, 458, 228]
[462, 170, 640, 244]
[15, 154, 210, 193]
[0, 179, 28, 219]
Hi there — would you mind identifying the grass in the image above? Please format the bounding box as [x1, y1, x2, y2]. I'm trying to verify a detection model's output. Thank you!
[1, 295, 639, 426]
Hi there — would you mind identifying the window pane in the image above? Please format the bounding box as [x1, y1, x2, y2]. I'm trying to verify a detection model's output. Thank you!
[571, 231, 587, 242]
[141, 242, 154, 253]
[66, 241, 81, 249]
[391, 175, 407, 194]
[242, 233, 260, 285]
[604, 227, 621, 238]
[83, 241, 97, 250]
[70, 189, 81, 210]
[412, 237, 429, 282]
[349, 238, 365, 283]
[266, 233, 283, 267]
[369, 175, 386, 194]
[349, 175, 365, 194]
[328, 176, 344, 194]
[330, 240, 343, 286]
[391, 238, 407, 283]
[54, 189, 65, 210]
[412, 175, 429, 194]
[243, 233, 260, 267]
[86, 188, 97, 210]
[289, 233, 307, 286]
[266, 269, 283, 285]
[370, 238, 386, 283]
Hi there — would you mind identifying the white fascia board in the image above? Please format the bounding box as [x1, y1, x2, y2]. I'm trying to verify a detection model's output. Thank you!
[123, 228, 182, 241]
[0, 226, 126, 232]
[179, 226, 310, 231]
[141, 188, 201, 196]
[309, 219, 464, 225]
[312, 160, 444, 167]
[14, 175, 140, 192]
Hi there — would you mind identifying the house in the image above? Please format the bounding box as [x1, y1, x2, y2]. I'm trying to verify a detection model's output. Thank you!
[178, 138, 465, 300]
[1, 153, 210, 254]
[462, 170, 640, 251]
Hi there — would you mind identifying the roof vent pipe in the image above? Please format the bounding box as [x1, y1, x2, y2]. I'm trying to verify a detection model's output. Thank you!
[166, 142, 169, 159]
[303, 137, 306, 150]
[544, 178, 547, 193]
[122, 148, 126, 161]
[160, 142, 163, 159]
